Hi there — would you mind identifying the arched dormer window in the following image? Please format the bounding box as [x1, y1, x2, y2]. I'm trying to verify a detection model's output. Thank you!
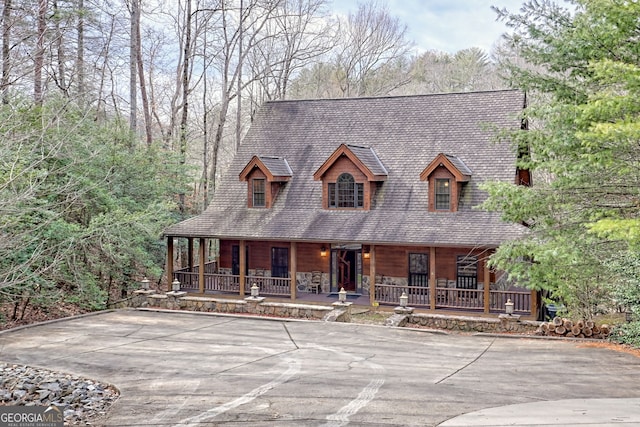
[314, 144, 387, 210]
[328, 173, 364, 208]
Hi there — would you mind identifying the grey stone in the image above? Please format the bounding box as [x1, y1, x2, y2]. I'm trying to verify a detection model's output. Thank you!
[0, 362, 118, 425]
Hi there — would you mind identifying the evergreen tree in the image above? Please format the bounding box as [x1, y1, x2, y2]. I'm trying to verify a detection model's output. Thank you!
[0, 98, 186, 323]
[484, 0, 640, 324]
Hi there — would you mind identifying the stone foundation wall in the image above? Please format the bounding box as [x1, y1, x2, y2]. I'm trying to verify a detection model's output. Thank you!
[117, 291, 336, 321]
[112, 291, 540, 333]
[406, 312, 540, 334]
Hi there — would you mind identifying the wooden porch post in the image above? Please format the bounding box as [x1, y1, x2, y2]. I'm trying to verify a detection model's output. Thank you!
[429, 247, 436, 311]
[290, 242, 297, 300]
[369, 245, 376, 306]
[239, 240, 246, 297]
[483, 257, 491, 314]
[188, 238, 194, 270]
[531, 289, 538, 319]
[167, 236, 174, 292]
[199, 238, 205, 294]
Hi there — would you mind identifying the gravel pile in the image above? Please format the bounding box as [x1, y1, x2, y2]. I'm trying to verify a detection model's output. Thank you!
[0, 362, 119, 425]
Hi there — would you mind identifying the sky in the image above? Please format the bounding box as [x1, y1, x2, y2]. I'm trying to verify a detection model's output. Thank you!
[329, 0, 527, 54]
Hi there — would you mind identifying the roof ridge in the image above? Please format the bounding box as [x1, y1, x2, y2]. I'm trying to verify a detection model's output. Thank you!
[264, 89, 522, 105]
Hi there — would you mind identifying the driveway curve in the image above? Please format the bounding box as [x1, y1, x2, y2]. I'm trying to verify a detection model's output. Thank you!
[1, 309, 639, 426]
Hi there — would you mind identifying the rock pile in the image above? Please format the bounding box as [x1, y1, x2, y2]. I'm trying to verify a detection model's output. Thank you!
[0, 362, 119, 425]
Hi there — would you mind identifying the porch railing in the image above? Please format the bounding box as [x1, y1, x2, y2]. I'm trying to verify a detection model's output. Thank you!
[374, 283, 531, 314]
[173, 268, 290, 296]
[172, 268, 532, 315]
[244, 275, 291, 296]
[205, 274, 241, 292]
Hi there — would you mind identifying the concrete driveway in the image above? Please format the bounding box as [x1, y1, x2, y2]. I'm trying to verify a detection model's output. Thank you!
[1, 309, 640, 426]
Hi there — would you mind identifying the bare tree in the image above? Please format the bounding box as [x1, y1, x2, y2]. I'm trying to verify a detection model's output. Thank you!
[247, 0, 334, 106]
[1, 0, 11, 104]
[75, 0, 86, 101]
[34, 0, 47, 105]
[134, 1, 152, 146]
[128, 0, 138, 139]
[334, 0, 411, 97]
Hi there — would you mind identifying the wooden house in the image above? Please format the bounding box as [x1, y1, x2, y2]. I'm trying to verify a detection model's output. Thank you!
[163, 90, 536, 317]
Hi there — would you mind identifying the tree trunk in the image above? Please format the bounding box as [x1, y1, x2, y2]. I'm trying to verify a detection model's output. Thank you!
[34, 0, 47, 105]
[235, 0, 243, 151]
[2, 0, 12, 104]
[52, 0, 67, 96]
[135, 9, 152, 146]
[129, 0, 139, 141]
[178, 0, 192, 214]
[76, 0, 84, 101]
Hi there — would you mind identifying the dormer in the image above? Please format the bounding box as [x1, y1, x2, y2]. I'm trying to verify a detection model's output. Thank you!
[420, 153, 472, 212]
[313, 144, 387, 210]
[239, 156, 292, 208]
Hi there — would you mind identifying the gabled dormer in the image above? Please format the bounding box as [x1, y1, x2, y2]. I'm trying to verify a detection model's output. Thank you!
[239, 156, 292, 208]
[313, 144, 387, 210]
[420, 153, 472, 212]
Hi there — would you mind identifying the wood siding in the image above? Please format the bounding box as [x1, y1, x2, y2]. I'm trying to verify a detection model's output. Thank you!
[321, 155, 373, 210]
[220, 240, 493, 283]
[428, 166, 458, 212]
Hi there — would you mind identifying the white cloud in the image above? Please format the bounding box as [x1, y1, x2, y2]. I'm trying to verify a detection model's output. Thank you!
[330, 0, 526, 54]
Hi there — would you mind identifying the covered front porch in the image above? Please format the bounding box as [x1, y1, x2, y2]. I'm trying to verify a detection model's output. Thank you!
[166, 237, 538, 318]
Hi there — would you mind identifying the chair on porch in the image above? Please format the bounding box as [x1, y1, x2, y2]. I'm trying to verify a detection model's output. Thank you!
[310, 271, 322, 294]
[436, 278, 448, 303]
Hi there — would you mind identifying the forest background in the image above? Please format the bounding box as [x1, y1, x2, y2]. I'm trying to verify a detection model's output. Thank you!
[2, 0, 640, 345]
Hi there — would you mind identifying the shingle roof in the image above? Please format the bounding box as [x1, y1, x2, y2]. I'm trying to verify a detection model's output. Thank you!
[258, 156, 293, 177]
[165, 90, 528, 247]
[346, 144, 388, 177]
[445, 154, 473, 176]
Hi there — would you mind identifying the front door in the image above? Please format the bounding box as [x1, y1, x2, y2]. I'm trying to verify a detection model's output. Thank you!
[331, 248, 361, 293]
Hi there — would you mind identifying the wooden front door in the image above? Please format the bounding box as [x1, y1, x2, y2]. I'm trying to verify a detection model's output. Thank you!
[332, 249, 358, 292]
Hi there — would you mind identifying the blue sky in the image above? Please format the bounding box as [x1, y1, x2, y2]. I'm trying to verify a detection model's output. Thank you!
[329, 0, 526, 54]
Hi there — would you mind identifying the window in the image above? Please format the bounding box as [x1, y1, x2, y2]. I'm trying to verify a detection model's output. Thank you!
[252, 179, 266, 207]
[456, 255, 477, 289]
[408, 253, 429, 287]
[329, 173, 364, 208]
[231, 245, 248, 276]
[435, 179, 450, 210]
[271, 247, 289, 278]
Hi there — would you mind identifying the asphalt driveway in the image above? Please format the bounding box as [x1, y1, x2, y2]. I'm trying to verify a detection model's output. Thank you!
[1, 309, 639, 426]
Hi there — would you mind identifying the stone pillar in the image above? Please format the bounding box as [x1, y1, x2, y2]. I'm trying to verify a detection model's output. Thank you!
[132, 289, 156, 308]
[498, 313, 522, 332]
[166, 290, 187, 310]
[245, 295, 266, 314]
[331, 301, 353, 322]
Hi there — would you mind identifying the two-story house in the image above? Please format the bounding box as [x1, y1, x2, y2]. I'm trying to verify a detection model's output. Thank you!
[163, 90, 536, 316]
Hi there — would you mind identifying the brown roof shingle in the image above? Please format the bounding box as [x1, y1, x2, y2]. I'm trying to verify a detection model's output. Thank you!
[165, 90, 528, 247]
